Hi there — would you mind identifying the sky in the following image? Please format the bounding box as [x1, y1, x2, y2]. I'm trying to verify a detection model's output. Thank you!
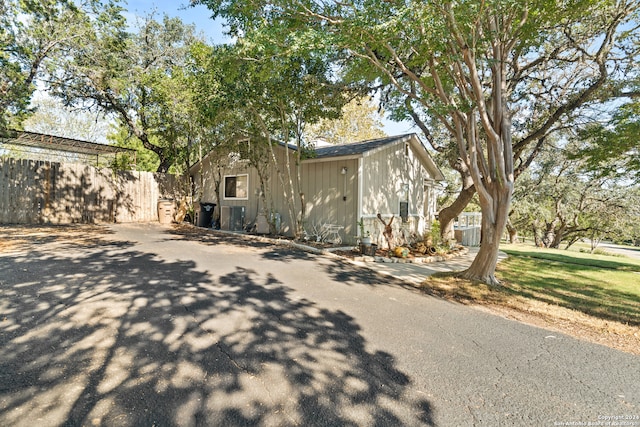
[123, 0, 415, 137]
[124, 0, 232, 44]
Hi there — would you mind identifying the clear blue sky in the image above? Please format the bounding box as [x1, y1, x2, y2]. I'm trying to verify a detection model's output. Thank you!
[124, 0, 231, 43]
[123, 0, 415, 137]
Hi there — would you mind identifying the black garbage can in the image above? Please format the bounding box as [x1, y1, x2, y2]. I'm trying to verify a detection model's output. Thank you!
[198, 202, 216, 227]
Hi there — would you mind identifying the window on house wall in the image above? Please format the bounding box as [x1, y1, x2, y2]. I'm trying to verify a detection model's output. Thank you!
[399, 183, 410, 222]
[400, 201, 409, 222]
[224, 174, 248, 199]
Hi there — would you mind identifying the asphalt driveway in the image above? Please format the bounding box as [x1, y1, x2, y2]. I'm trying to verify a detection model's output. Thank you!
[1, 223, 638, 426]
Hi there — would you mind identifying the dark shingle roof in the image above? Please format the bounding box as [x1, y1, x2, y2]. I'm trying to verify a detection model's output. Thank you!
[313, 134, 414, 159]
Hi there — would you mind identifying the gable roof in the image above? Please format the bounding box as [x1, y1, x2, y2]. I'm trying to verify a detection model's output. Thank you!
[310, 133, 445, 181]
[313, 134, 412, 158]
[188, 132, 445, 181]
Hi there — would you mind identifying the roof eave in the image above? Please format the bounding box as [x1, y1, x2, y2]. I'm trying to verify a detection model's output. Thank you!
[407, 134, 446, 181]
[302, 153, 363, 163]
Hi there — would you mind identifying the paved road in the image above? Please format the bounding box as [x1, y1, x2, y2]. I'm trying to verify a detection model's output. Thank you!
[599, 242, 640, 260]
[1, 223, 638, 426]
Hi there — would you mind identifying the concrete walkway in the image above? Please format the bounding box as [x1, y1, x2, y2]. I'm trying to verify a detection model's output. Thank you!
[294, 243, 506, 286]
[351, 248, 486, 285]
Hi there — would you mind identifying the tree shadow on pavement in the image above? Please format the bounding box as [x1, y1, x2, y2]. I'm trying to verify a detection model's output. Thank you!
[320, 257, 420, 293]
[0, 231, 434, 426]
[162, 224, 315, 263]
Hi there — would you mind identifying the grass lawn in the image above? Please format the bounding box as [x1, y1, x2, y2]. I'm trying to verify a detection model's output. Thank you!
[498, 244, 640, 325]
[420, 242, 640, 355]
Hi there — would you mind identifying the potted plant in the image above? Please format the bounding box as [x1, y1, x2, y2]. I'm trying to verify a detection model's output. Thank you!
[362, 231, 372, 246]
[358, 218, 372, 246]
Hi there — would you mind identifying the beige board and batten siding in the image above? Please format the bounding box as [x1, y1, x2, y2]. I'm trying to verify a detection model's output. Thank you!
[191, 155, 260, 227]
[300, 158, 359, 243]
[360, 138, 428, 239]
[264, 146, 297, 235]
[190, 154, 217, 204]
[192, 145, 360, 241]
[191, 144, 299, 234]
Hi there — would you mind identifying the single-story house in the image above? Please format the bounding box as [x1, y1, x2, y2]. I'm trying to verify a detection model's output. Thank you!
[189, 133, 445, 245]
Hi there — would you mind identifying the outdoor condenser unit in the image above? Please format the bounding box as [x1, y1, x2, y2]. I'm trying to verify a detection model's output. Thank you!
[220, 206, 245, 231]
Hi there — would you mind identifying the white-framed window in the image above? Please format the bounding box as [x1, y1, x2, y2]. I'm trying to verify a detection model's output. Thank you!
[223, 174, 248, 200]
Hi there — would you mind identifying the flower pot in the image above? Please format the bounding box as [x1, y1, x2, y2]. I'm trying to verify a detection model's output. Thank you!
[361, 236, 372, 246]
[360, 243, 377, 256]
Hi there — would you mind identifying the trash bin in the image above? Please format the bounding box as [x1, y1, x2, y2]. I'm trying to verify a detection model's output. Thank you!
[157, 199, 175, 224]
[198, 202, 216, 227]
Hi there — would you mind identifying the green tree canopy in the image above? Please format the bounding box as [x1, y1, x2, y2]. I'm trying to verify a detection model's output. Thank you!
[306, 96, 387, 145]
[193, 0, 639, 285]
[23, 93, 110, 143]
[511, 138, 639, 250]
[0, 0, 116, 129]
[193, 33, 353, 237]
[49, 12, 203, 172]
[574, 101, 640, 183]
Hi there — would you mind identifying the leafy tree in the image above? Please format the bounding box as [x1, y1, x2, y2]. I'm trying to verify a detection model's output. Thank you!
[49, 12, 203, 173]
[414, 2, 640, 245]
[194, 34, 352, 238]
[194, 0, 639, 285]
[108, 124, 160, 172]
[306, 96, 387, 145]
[574, 101, 640, 183]
[22, 93, 110, 143]
[0, 0, 113, 129]
[510, 140, 638, 250]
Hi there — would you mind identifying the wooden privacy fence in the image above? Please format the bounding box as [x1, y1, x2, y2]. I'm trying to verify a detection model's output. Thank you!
[0, 158, 186, 224]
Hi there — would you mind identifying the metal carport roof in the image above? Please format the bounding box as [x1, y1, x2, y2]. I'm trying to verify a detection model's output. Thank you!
[0, 130, 136, 166]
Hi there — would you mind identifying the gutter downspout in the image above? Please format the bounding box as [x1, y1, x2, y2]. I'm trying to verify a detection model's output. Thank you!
[357, 157, 364, 237]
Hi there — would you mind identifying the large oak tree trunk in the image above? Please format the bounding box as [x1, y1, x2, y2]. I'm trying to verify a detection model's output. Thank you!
[506, 218, 518, 244]
[542, 219, 558, 248]
[550, 223, 567, 249]
[533, 222, 543, 247]
[439, 175, 475, 242]
[156, 157, 172, 174]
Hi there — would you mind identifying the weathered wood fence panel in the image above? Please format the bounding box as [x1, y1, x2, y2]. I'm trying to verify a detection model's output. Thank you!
[0, 158, 185, 224]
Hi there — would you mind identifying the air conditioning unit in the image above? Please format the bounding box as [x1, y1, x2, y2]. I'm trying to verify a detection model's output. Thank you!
[220, 206, 245, 231]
